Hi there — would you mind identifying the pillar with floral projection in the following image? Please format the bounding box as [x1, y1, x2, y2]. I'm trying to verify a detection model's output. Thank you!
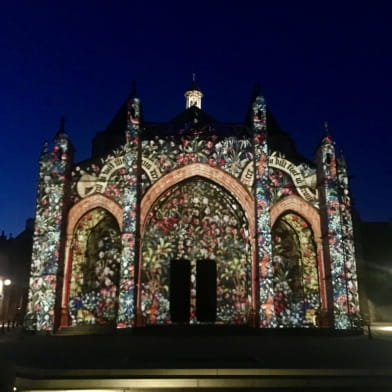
[116, 96, 141, 327]
[336, 153, 361, 327]
[25, 121, 74, 331]
[317, 131, 358, 329]
[252, 96, 275, 327]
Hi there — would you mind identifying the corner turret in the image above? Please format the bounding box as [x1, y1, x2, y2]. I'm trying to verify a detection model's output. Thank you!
[316, 123, 361, 329]
[25, 117, 74, 331]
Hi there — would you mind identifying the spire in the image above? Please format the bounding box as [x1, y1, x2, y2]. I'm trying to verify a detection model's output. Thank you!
[184, 74, 203, 109]
[42, 140, 49, 153]
[324, 120, 329, 135]
[59, 116, 65, 133]
[54, 116, 73, 157]
[55, 116, 67, 139]
[246, 82, 263, 124]
[338, 148, 347, 169]
[127, 81, 141, 139]
[252, 93, 267, 132]
[322, 120, 334, 145]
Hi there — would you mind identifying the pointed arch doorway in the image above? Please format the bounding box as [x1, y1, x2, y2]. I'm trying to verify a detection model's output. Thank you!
[140, 175, 252, 325]
[67, 208, 122, 325]
[271, 211, 321, 327]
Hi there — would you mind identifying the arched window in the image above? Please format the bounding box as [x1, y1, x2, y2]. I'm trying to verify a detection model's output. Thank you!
[272, 211, 320, 327]
[68, 208, 121, 325]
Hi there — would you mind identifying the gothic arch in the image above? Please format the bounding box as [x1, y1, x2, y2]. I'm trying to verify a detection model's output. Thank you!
[138, 164, 257, 324]
[270, 195, 328, 312]
[270, 195, 320, 239]
[60, 194, 123, 327]
[140, 163, 255, 237]
[67, 193, 123, 234]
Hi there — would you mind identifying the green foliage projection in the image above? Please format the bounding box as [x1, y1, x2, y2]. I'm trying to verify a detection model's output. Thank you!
[141, 178, 251, 324]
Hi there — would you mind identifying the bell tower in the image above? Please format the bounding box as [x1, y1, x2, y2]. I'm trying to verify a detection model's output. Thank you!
[184, 74, 203, 109]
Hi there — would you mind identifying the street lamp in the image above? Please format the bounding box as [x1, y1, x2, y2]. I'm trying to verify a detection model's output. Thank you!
[0, 277, 12, 322]
[0, 277, 12, 293]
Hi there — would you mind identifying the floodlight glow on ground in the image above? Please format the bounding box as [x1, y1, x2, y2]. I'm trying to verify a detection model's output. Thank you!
[373, 325, 392, 332]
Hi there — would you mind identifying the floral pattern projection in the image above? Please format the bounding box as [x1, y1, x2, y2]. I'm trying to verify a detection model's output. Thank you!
[142, 134, 253, 184]
[71, 148, 127, 206]
[103, 167, 129, 203]
[272, 213, 320, 327]
[337, 156, 360, 327]
[68, 208, 121, 325]
[319, 136, 360, 329]
[70, 142, 140, 328]
[117, 139, 139, 328]
[25, 132, 72, 331]
[269, 168, 296, 204]
[253, 96, 275, 327]
[69, 132, 254, 327]
[141, 178, 252, 325]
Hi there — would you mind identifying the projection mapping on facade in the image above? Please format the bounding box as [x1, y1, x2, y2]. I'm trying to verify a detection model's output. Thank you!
[25, 81, 361, 331]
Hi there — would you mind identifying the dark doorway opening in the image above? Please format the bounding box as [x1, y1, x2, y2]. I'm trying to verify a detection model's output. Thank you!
[170, 259, 191, 323]
[196, 259, 217, 322]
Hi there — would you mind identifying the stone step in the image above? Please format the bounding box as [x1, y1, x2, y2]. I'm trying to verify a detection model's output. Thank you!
[55, 324, 116, 336]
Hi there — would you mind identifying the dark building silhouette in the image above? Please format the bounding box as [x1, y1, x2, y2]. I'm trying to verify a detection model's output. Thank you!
[0, 219, 33, 324]
[358, 220, 392, 321]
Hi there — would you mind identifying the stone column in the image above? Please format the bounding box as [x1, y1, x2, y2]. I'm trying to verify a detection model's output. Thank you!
[116, 97, 141, 328]
[252, 96, 275, 327]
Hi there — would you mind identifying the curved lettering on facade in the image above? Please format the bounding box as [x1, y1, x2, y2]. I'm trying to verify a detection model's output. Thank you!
[240, 153, 318, 204]
[77, 156, 162, 198]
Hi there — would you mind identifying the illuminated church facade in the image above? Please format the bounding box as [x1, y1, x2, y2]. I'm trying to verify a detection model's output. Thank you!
[25, 82, 361, 332]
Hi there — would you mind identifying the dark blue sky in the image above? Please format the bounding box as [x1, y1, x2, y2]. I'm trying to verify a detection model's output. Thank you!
[1, 1, 391, 236]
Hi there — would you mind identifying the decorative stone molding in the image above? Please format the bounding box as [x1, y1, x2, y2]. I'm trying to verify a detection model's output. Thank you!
[140, 163, 255, 238]
[60, 194, 123, 327]
[270, 195, 328, 314]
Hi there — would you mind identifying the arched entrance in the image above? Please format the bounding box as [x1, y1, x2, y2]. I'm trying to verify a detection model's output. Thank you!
[140, 177, 252, 325]
[271, 211, 320, 327]
[67, 208, 122, 325]
[60, 194, 123, 328]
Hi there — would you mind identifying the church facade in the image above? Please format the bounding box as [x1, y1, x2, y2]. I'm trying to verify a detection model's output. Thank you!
[25, 82, 361, 331]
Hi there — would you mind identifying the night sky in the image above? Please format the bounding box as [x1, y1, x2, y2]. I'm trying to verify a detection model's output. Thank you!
[1, 1, 391, 236]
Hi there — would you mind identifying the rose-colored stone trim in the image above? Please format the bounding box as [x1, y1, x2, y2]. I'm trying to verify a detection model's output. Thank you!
[270, 195, 328, 313]
[60, 194, 123, 327]
[139, 163, 257, 323]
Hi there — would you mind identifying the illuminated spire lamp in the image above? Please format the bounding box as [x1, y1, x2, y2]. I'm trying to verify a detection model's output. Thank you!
[184, 73, 203, 109]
